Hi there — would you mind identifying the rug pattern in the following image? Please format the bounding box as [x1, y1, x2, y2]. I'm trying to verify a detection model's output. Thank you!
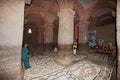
[24, 52, 113, 80]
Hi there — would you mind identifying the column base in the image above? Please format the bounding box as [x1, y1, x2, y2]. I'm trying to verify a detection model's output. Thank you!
[55, 50, 75, 66]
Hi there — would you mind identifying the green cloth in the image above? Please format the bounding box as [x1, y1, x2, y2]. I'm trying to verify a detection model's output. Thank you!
[22, 47, 29, 59]
[22, 47, 30, 69]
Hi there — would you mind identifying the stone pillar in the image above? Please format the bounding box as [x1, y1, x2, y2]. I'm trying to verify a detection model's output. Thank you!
[0, 0, 25, 80]
[78, 21, 89, 54]
[117, 0, 120, 79]
[44, 23, 54, 49]
[55, 8, 75, 66]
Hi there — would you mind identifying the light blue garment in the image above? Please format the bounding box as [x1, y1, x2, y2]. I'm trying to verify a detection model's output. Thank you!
[98, 39, 104, 46]
[22, 47, 30, 69]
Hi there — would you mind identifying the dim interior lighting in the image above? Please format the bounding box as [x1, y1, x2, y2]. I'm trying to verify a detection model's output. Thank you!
[28, 28, 32, 34]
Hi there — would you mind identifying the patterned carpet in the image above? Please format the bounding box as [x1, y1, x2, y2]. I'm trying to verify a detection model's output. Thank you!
[24, 51, 115, 80]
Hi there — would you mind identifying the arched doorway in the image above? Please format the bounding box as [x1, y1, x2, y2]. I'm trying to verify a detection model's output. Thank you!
[23, 14, 45, 55]
[23, 23, 39, 48]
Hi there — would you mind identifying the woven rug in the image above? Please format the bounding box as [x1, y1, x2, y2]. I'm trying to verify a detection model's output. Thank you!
[24, 53, 87, 80]
[30, 61, 101, 80]
[24, 52, 114, 80]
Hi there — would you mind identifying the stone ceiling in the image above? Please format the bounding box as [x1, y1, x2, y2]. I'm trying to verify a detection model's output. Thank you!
[91, 8, 114, 18]
[76, 0, 98, 9]
[25, 0, 116, 27]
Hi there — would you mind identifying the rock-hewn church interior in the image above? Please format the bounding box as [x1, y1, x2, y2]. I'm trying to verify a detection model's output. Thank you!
[0, 0, 120, 80]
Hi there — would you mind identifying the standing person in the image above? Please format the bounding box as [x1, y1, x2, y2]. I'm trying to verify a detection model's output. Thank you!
[22, 43, 31, 69]
[73, 40, 77, 55]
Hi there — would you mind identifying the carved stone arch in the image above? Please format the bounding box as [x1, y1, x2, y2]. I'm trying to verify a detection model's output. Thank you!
[74, 4, 86, 23]
[24, 12, 46, 50]
[92, 13, 114, 21]
[74, 10, 80, 24]
[23, 22, 39, 48]
[86, 1, 116, 20]
[25, 14, 45, 26]
[25, 7, 47, 23]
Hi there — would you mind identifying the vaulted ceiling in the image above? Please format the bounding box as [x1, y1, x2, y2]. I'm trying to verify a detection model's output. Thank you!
[25, 0, 116, 27]
[76, 0, 98, 9]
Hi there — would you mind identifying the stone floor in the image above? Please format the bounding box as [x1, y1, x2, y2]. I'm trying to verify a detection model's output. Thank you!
[24, 50, 116, 80]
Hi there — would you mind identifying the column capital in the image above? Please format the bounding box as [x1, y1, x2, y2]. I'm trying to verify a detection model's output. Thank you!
[57, 8, 75, 18]
[57, 0, 74, 9]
